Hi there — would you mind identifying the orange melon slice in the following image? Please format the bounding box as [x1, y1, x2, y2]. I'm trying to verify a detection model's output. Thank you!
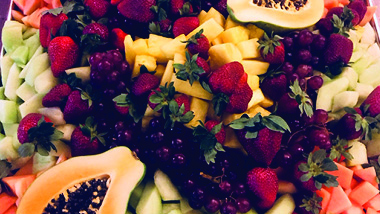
[364, 194, 380, 211]
[326, 185, 352, 214]
[21, 15, 31, 27]
[13, 0, 26, 11]
[349, 181, 379, 206]
[2, 174, 36, 199]
[339, 0, 350, 5]
[351, 178, 359, 189]
[51, 0, 62, 8]
[341, 202, 365, 214]
[23, 0, 42, 15]
[327, 162, 353, 190]
[3, 205, 17, 214]
[0, 193, 17, 214]
[354, 167, 378, 187]
[367, 207, 379, 214]
[345, 188, 352, 195]
[359, 6, 378, 26]
[350, 165, 363, 171]
[324, 0, 339, 10]
[11, 10, 25, 23]
[316, 188, 331, 213]
[14, 158, 34, 176]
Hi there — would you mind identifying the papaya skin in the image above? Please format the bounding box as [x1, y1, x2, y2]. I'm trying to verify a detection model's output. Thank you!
[17, 147, 145, 214]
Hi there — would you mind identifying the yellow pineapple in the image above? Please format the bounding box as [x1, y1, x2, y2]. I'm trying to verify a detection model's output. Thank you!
[224, 127, 246, 153]
[220, 26, 250, 45]
[160, 34, 187, 60]
[160, 60, 174, 86]
[200, 7, 225, 27]
[124, 35, 136, 67]
[148, 34, 173, 63]
[223, 104, 270, 125]
[132, 55, 157, 78]
[241, 60, 269, 76]
[144, 105, 161, 117]
[211, 35, 223, 46]
[247, 74, 260, 90]
[260, 96, 274, 108]
[209, 43, 242, 70]
[133, 39, 149, 55]
[237, 38, 260, 59]
[173, 52, 186, 72]
[247, 24, 265, 39]
[141, 116, 153, 132]
[172, 75, 213, 100]
[198, 10, 208, 21]
[155, 64, 166, 79]
[247, 88, 265, 109]
[186, 18, 224, 42]
[185, 97, 209, 128]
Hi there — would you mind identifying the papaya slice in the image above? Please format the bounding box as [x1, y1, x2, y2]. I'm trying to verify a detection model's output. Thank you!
[359, 6, 378, 26]
[17, 147, 145, 214]
[0, 193, 17, 214]
[3, 205, 17, 214]
[2, 174, 36, 199]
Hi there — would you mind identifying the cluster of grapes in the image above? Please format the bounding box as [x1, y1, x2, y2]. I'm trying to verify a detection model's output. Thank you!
[108, 9, 150, 38]
[135, 117, 255, 214]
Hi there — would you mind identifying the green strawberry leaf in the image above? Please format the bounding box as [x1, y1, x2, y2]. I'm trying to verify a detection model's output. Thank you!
[173, 52, 205, 86]
[212, 93, 229, 116]
[290, 79, 313, 118]
[299, 163, 310, 172]
[0, 160, 11, 179]
[299, 193, 322, 214]
[321, 158, 338, 171]
[300, 173, 312, 182]
[329, 137, 353, 162]
[312, 149, 327, 163]
[261, 114, 290, 133]
[18, 143, 36, 157]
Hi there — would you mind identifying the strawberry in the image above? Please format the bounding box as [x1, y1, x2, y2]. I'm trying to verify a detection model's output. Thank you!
[184, 29, 210, 60]
[131, 73, 160, 96]
[361, 86, 380, 117]
[193, 120, 226, 164]
[225, 83, 252, 113]
[111, 0, 123, 5]
[174, 94, 191, 114]
[294, 149, 339, 192]
[82, 23, 109, 41]
[63, 90, 92, 124]
[17, 113, 63, 157]
[42, 83, 72, 107]
[114, 104, 129, 116]
[324, 34, 353, 66]
[208, 61, 245, 96]
[230, 113, 290, 165]
[326, 7, 360, 26]
[246, 167, 278, 209]
[148, 82, 176, 112]
[170, 0, 193, 16]
[173, 52, 207, 85]
[39, 12, 68, 48]
[348, 0, 367, 21]
[84, 0, 110, 19]
[196, 57, 211, 77]
[329, 137, 354, 162]
[117, 0, 156, 23]
[260, 73, 287, 101]
[70, 117, 105, 156]
[172, 17, 199, 37]
[295, 193, 323, 214]
[113, 90, 147, 123]
[258, 32, 285, 64]
[48, 36, 80, 77]
[110, 28, 128, 50]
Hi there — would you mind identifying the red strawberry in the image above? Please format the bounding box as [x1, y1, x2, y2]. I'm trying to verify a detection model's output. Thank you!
[348, 0, 367, 21]
[172, 17, 199, 37]
[17, 113, 62, 157]
[337, 112, 363, 140]
[83, 23, 109, 41]
[323, 33, 353, 65]
[48, 36, 80, 77]
[84, 0, 110, 19]
[185, 30, 210, 60]
[326, 7, 360, 26]
[195, 57, 211, 77]
[316, 18, 334, 36]
[131, 73, 160, 96]
[225, 83, 252, 113]
[110, 28, 128, 50]
[63, 90, 92, 124]
[117, 0, 156, 23]
[246, 167, 278, 209]
[39, 12, 68, 48]
[170, 0, 193, 16]
[157, 18, 172, 32]
[111, 0, 123, 5]
[258, 33, 285, 64]
[70, 117, 105, 156]
[204, 120, 226, 144]
[208, 61, 245, 96]
[148, 83, 176, 112]
[174, 94, 191, 114]
[42, 83, 72, 107]
[361, 86, 380, 117]
[260, 73, 287, 101]
[230, 114, 290, 166]
[115, 104, 129, 116]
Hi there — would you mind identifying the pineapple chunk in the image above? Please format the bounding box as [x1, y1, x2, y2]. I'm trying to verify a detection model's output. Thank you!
[260, 96, 274, 108]
[220, 26, 250, 45]
[124, 35, 136, 67]
[144, 105, 161, 117]
[173, 53, 186, 72]
[160, 60, 174, 86]
[209, 43, 242, 70]
[198, 10, 207, 21]
[186, 19, 224, 42]
[141, 116, 154, 132]
[241, 60, 269, 75]
[132, 55, 157, 78]
[207, 103, 221, 121]
[246, 24, 265, 39]
[200, 7, 225, 27]
[185, 97, 209, 128]
[211, 35, 223, 46]
[224, 127, 246, 153]
[155, 64, 166, 79]
[225, 16, 241, 30]
[148, 34, 173, 63]
[247, 88, 265, 109]
[223, 104, 270, 125]
[133, 39, 149, 55]
[247, 74, 260, 90]
[160, 34, 187, 60]
[237, 38, 260, 59]
[172, 76, 213, 100]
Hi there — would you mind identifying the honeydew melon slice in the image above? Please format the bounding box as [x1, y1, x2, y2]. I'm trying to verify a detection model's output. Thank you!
[19, 45, 43, 79]
[355, 83, 374, 105]
[154, 169, 181, 201]
[16, 82, 36, 102]
[0, 136, 19, 160]
[366, 43, 380, 61]
[0, 87, 5, 100]
[65, 66, 91, 84]
[3, 21, 27, 32]
[22, 27, 37, 40]
[331, 91, 359, 112]
[2, 26, 24, 53]
[265, 194, 295, 214]
[352, 53, 376, 75]
[129, 181, 146, 210]
[38, 107, 66, 126]
[3, 123, 22, 150]
[4, 63, 22, 101]
[32, 153, 57, 175]
[338, 67, 358, 90]
[136, 181, 162, 214]
[1, 55, 14, 86]
[0, 100, 18, 123]
[18, 93, 44, 118]
[0, 133, 4, 141]
[25, 53, 50, 86]
[316, 77, 349, 111]
[23, 32, 40, 61]
[347, 141, 368, 167]
[10, 45, 29, 66]
[359, 61, 380, 87]
[360, 23, 376, 45]
[34, 67, 58, 94]
[55, 124, 76, 142]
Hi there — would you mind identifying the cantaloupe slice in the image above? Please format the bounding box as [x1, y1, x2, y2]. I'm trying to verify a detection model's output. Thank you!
[3, 205, 17, 214]
[28, 7, 49, 29]
[351, 178, 359, 189]
[322, 7, 329, 18]
[0, 193, 17, 214]
[14, 158, 34, 176]
[316, 188, 331, 213]
[13, 0, 26, 11]
[354, 167, 378, 187]
[351, 165, 363, 171]
[326, 162, 353, 190]
[364, 194, 380, 211]
[349, 181, 379, 206]
[23, 0, 42, 15]
[345, 189, 352, 195]
[21, 16, 31, 27]
[359, 6, 378, 27]
[326, 185, 352, 214]
[341, 202, 365, 214]
[366, 207, 379, 214]
[2, 174, 36, 199]
[338, 0, 350, 5]
[11, 10, 25, 23]
[51, 0, 62, 8]
[324, 0, 339, 10]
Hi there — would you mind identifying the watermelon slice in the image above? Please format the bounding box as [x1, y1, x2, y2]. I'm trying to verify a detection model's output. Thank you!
[326, 185, 352, 214]
[0, 193, 17, 214]
[2, 174, 36, 199]
[341, 202, 365, 214]
[326, 162, 353, 190]
[367, 207, 379, 214]
[364, 194, 380, 211]
[316, 188, 331, 213]
[349, 181, 379, 206]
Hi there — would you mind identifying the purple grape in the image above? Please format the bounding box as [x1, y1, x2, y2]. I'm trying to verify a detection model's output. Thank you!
[220, 201, 237, 214]
[285, 52, 293, 61]
[297, 29, 314, 47]
[103, 88, 116, 98]
[289, 143, 305, 158]
[307, 76, 323, 90]
[295, 64, 313, 78]
[189, 198, 203, 209]
[114, 121, 125, 132]
[299, 78, 307, 90]
[307, 128, 331, 149]
[171, 138, 185, 151]
[89, 52, 105, 66]
[116, 81, 127, 92]
[313, 109, 328, 124]
[107, 70, 121, 85]
[234, 182, 246, 196]
[205, 196, 221, 213]
[117, 129, 133, 144]
[300, 139, 315, 153]
[219, 180, 232, 194]
[282, 61, 294, 76]
[98, 60, 113, 73]
[219, 158, 230, 170]
[282, 36, 294, 50]
[183, 179, 197, 193]
[156, 146, 172, 162]
[311, 34, 326, 52]
[90, 71, 104, 85]
[296, 49, 312, 64]
[235, 197, 251, 213]
[172, 153, 186, 166]
[150, 131, 165, 144]
[107, 50, 123, 64]
[310, 56, 320, 66]
[118, 61, 130, 77]
[289, 73, 300, 83]
[191, 187, 206, 202]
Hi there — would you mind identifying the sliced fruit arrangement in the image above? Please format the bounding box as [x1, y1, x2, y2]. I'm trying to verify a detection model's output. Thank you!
[1, 0, 380, 213]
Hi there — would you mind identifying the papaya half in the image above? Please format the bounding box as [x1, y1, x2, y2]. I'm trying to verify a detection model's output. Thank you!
[227, 0, 325, 32]
[17, 146, 145, 214]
